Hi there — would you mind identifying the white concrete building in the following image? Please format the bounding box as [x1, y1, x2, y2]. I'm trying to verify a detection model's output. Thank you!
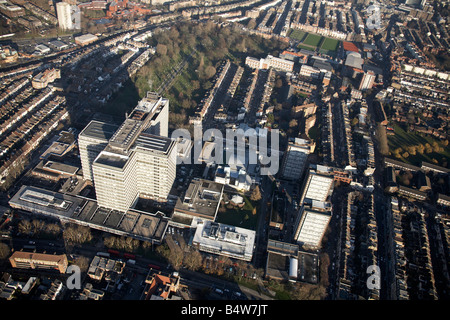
[191, 218, 256, 261]
[78, 121, 119, 181]
[56, 2, 73, 30]
[78, 92, 174, 212]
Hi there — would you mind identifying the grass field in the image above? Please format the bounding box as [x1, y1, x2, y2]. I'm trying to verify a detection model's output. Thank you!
[288, 29, 306, 42]
[215, 196, 259, 230]
[303, 33, 323, 47]
[320, 37, 340, 51]
[289, 29, 340, 54]
[388, 123, 450, 167]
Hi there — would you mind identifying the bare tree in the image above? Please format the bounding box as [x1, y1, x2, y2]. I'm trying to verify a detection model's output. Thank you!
[250, 185, 262, 202]
[0, 243, 10, 260]
[184, 248, 203, 271]
[18, 219, 33, 236]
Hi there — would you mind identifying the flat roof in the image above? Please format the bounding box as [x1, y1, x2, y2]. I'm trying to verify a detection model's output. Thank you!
[42, 160, 79, 175]
[109, 119, 142, 149]
[134, 132, 174, 153]
[303, 172, 334, 202]
[191, 218, 256, 261]
[8, 185, 168, 244]
[79, 120, 119, 142]
[174, 179, 224, 220]
[94, 150, 129, 169]
[421, 161, 449, 173]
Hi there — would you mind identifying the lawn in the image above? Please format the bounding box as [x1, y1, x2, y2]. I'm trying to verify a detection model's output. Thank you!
[320, 38, 340, 51]
[298, 44, 316, 51]
[288, 29, 307, 42]
[215, 196, 260, 230]
[388, 123, 450, 167]
[303, 33, 323, 48]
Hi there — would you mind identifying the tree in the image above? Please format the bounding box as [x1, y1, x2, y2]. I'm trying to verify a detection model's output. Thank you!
[417, 144, 425, 154]
[18, 219, 33, 236]
[247, 18, 257, 30]
[156, 43, 167, 56]
[104, 235, 116, 248]
[0, 243, 10, 260]
[184, 248, 203, 271]
[45, 223, 61, 237]
[74, 256, 90, 272]
[250, 185, 262, 202]
[275, 78, 283, 88]
[63, 224, 92, 244]
[204, 65, 216, 79]
[32, 219, 45, 235]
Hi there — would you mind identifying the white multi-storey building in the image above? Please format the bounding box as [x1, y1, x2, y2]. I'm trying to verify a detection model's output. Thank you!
[92, 134, 177, 212]
[78, 92, 174, 212]
[78, 120, 119, 181]
[56, 2, 73, 30]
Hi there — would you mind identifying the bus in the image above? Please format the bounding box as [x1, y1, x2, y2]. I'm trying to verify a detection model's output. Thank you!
[148, 264, 161, 270]
[123, 253, 135, 259]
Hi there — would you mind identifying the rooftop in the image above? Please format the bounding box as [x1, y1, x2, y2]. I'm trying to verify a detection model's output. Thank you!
[134, 133, 174, 154]
[174, 179, 224, 220]
[79, 120, 119, 142]
[191, 218, 256, 261]
[109, 118, 143, 149]
[94, 150, 129, 169]
[302, 172, 334, 202]
[9, 185, 168, 244]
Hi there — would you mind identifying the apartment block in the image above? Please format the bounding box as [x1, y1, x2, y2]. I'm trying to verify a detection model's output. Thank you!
[78, 92, 173, 211]
[245, 55, 294, 72]
[299, 65, 321, 79]
[78, 120, 119, 181]
[9, 252, 68, 273]
[92, 133, 177, 212]
[31, 69, 61, 90]
[56, 2, 73, 30]
[359, 71, 376, 90]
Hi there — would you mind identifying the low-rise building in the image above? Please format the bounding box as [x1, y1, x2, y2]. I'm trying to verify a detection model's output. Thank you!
[75, 34, 99, 46]
[172, 179, 224, 227]
[299, 65, 321, 79]
[9, 252, 68, 273]
[32, 69, 61, 89]
[191, 218, 256, 262]
[397, 185, 427, 201]
[245, 55, 294, 72]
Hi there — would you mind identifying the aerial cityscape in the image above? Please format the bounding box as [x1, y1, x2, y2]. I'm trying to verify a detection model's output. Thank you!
[0, 0, 448, 305]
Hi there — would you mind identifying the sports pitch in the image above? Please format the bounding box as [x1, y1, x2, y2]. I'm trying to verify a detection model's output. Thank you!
[289, 29, 340, 53]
